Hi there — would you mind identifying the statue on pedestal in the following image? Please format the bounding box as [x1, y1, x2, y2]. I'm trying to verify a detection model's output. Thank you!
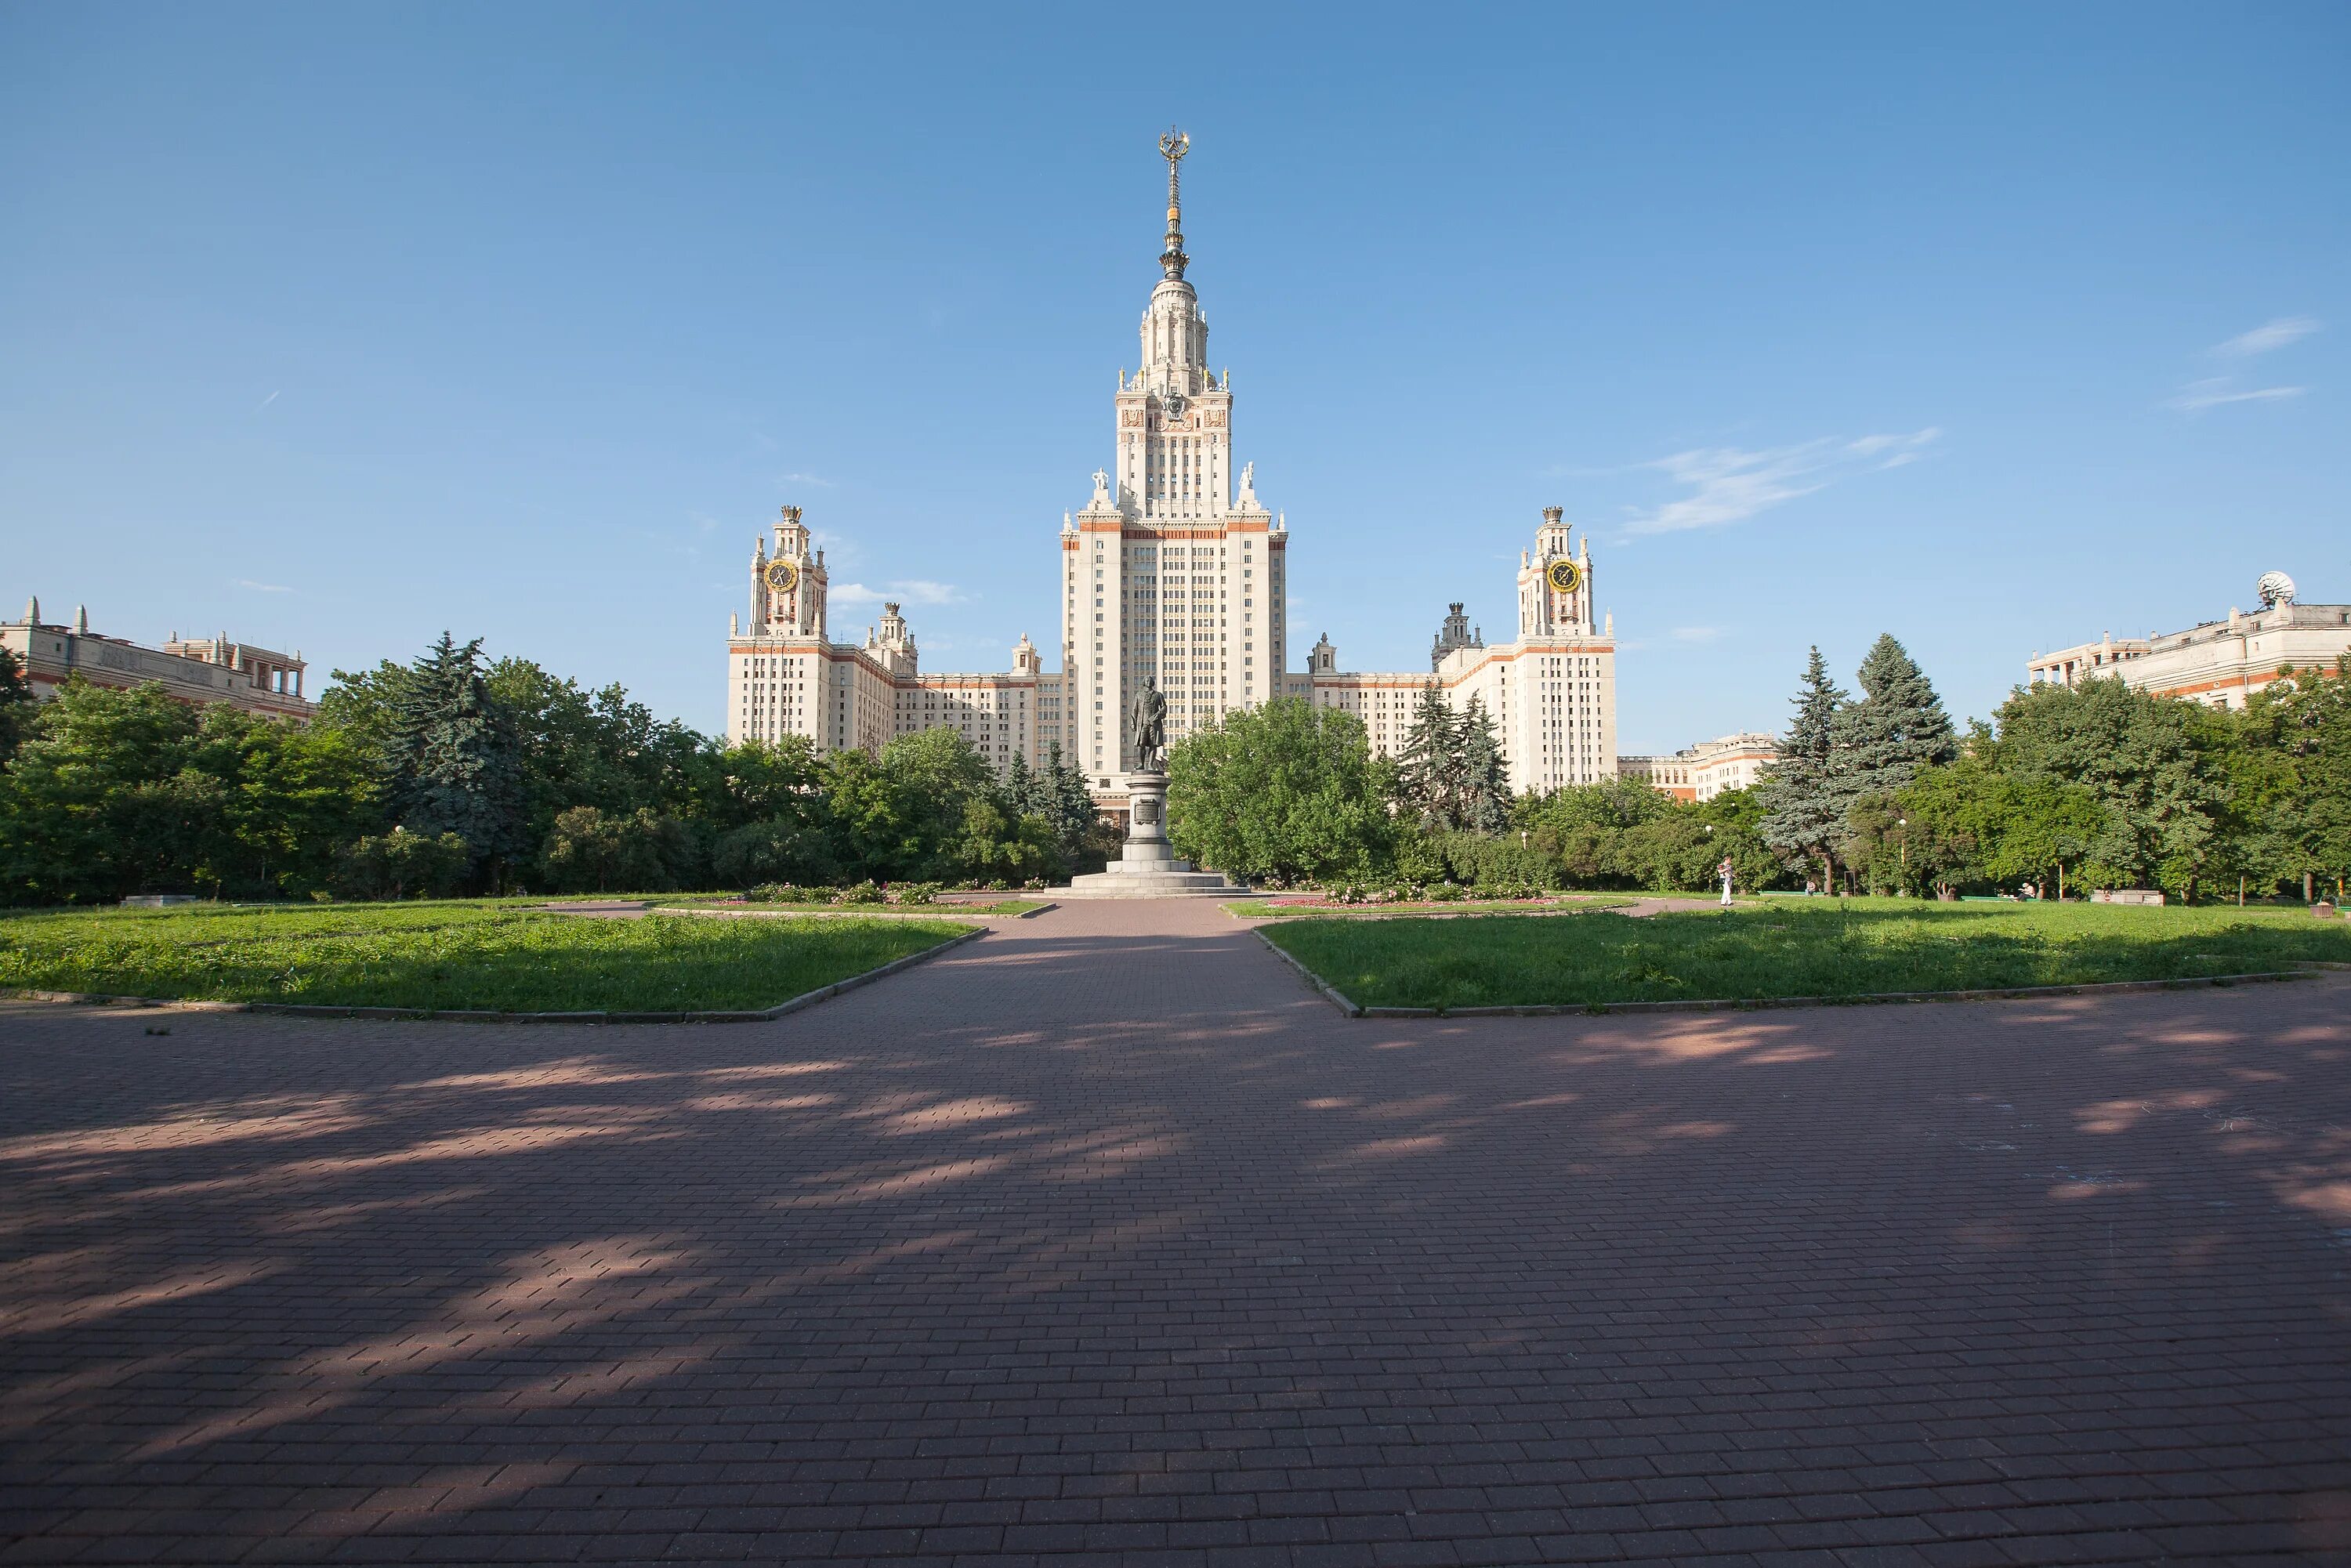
[1126, 677, 1168, 773]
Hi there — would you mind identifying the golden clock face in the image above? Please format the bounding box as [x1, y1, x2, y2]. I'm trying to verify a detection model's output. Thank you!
[1545, 558, 1581, 594]
[764, 559, 799, 592]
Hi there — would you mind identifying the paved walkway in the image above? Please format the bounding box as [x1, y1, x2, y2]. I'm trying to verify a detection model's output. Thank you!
[3, 899, 2347, 1566]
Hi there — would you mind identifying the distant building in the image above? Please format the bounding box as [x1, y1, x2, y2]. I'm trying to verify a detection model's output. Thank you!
[2029, 571, 2351, 710]
[1430, 603, 1483, 670]
[2, 597, 316, 722]
[1620, 731, 1777, 802]
[723, 136, 1620, 802]
[726, 507, 1056, 776]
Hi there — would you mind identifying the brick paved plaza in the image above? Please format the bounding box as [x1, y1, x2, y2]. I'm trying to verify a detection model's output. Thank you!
[4, 899, 2349, 1565]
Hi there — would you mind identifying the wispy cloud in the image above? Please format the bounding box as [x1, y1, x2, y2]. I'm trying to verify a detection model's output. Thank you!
[2213, 317, 2320, 357]
[888, 579, 964, 606]
[2167, 378, 2307, 412]
[255, 390, 279, 411]
[780, 471, 836, 489]
[234, 578, 292, 593]
[1621, 429, 1940, 535]
[1671, 626, 1723, 643]
[2169, 317, 2320, 413]
[831, 579, 969, 608]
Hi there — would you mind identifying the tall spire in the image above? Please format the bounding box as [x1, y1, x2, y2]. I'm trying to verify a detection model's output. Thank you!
[1157, 128, 1190, 281]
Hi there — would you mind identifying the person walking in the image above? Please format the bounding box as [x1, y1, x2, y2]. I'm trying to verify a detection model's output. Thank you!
[1718, 856, 1736, 909]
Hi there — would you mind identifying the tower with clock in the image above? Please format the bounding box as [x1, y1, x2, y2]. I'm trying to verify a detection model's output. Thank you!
[752, 505, 826, 639]
[1516, 505, 1594, 638]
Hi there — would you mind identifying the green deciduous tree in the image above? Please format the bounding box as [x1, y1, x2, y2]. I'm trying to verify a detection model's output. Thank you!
[1168, 697, 1394, 885]
[1991, 678, 2230, 898]
[0, 646, 36, 766]
[334, 829, 473, 900]
[535, 806, 702, 893]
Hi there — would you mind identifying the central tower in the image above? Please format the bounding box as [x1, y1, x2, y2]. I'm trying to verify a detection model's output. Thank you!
[1061, 132, 1288, 791]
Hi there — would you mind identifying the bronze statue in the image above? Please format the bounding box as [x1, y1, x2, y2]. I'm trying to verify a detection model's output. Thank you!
[1127, 678, 1168, 773]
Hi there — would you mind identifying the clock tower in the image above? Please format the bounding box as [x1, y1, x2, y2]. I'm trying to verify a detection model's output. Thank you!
[754, 504, 826, 639]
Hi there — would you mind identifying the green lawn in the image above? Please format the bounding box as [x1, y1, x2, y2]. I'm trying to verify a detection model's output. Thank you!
[1239, 895, 1639, 918]
[675, 898, 1051, 917]
[1259, 899, 2351, 1011]
[0, 901, 972, 1013]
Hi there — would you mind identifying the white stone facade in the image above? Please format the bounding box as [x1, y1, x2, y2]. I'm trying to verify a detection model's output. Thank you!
[720, 136, 1629, 805]
[725, 508, 1063, 773]
[1298, 506, 1618, 795]
[2029, 574, 2351, 710]
[2, 597, 317, 722]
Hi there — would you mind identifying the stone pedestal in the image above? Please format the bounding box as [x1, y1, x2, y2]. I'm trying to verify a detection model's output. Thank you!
[1060, 770, 1261, 899]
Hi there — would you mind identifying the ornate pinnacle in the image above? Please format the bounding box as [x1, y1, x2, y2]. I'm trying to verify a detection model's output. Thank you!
[1157, 128, 1190, 281]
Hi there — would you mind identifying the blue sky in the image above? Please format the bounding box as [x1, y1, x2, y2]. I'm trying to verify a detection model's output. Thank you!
[3, 3, 2345, 751]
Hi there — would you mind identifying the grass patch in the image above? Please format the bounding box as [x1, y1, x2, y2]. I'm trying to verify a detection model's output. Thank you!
[676, 897, 1049, 917]
[1240, 895, 1638, 918]
[0, 900, 971, 1013]
[1259, 899, 2351, 1011]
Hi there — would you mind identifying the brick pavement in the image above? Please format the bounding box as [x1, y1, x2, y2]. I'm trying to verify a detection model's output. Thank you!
[2, 896, 2348, 1566]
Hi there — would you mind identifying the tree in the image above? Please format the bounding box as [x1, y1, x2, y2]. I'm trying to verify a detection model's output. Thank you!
[2233, 660, 2351, 900]
[1991, 678, 2230, 898]
[682, 735, 827, 836]
[1393, 688, 1512, 835]
[1167, 697, 1394, 885]
[1514, 777, 1674, 887]
[535, 806, 701, 893]
[1758, 646, 1853, 889]
[1833, 634, 1956, 792]
[488, 657, 705, 836]
[189, 704, 386, 897]
[712, 815, 842, 889]
[383, 634, 524, 877]
[0, 645, 35, 766]
[1457, 697, 1511, 833]
[947, 796, 1064, 885]
[334, 829, 473, 900]
[1394, 684, 1460, 829]
[0, 679, 208, 904]
[1039, 742, 1102, 853]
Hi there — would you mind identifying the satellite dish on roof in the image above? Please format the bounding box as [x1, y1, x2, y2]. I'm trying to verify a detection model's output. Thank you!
[2256, 570, 2296, 609]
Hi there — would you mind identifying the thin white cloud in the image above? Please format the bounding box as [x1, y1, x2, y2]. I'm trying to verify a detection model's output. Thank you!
[830, 581, 882, 605]
[2213, 317, 2320, 357]
[1622, 429, 1940, 535]
[255, 390, 279, 411]
[1671, 626, 1723, 643]
[2170, 318, 2320, 412]
[2168, 378, 2307, 412]
[780, 471, 836, 489]
[889, 579, 965, 606]
[234, 578, 292, 593]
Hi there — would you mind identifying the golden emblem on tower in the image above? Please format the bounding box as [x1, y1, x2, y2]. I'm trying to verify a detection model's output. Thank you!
[1545, 558, 1582, 594]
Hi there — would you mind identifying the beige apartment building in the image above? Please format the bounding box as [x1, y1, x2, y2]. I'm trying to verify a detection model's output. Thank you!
[1294, 507, 1617, 795]
[1620, 732, 1777, 802]
[2, 596, 317, 722]
[2028, 571, 2350, 709]
[723, 135, 1625, 806]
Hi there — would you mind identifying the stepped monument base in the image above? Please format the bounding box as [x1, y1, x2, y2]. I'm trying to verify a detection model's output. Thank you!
[1059, 770, 1259, 900]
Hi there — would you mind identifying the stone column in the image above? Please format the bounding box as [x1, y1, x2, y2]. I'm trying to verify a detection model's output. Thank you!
[1120, 770, 1177, 871]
